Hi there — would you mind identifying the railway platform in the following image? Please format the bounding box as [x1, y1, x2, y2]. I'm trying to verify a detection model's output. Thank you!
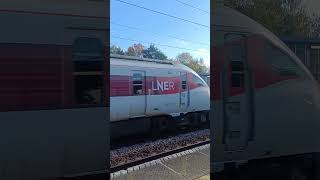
[110, 144, 210, 180]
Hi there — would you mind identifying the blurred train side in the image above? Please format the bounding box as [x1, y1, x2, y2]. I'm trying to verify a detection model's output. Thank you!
[211, 6, 320, 174]
[0, 1, 108, 179]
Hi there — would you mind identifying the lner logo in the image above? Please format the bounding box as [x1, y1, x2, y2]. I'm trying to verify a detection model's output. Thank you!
[151, 80, 175, 91]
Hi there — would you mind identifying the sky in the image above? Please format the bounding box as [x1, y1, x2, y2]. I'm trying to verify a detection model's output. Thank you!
[110, 0, 210, 66]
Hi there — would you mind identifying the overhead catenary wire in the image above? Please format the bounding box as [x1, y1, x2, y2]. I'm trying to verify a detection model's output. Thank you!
[110, 21, 210, 47]
[175, 0, 209, 14]
[111, 34, 209, 54]
[113, 0, 210, 29]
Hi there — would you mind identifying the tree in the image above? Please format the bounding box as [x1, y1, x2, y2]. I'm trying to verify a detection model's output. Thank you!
[224, 0, 315, 38]
[110, 45, 125, 55]
[143, 44, 167, 60]
[176, 52, 209, 74]
[126, 43, 144, 57]
[309, 13, 320, 38]
[175, 52, 194, 64]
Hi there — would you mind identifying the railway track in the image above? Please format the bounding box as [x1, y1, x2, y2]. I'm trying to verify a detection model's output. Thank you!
[111, 124, 209, 149]
[111, 140, 210, 173]
[110, 129, 210, 173]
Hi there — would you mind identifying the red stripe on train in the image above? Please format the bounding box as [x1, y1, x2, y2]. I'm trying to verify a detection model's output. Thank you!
[110, 73, 202, 97]
[211, 35, 299, 100]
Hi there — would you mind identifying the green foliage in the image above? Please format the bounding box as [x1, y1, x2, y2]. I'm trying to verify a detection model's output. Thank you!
[175, 52, 209, 74]
[142, 44, 167, 60]
[126, 43, 144, 57]
[110, 45, 125, 55]
[225, 0, 317, 38]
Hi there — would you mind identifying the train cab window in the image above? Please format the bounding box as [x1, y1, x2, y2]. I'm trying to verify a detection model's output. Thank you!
[229, 43, 244, 87]
[72, 37, 104, 105]
[230, 44, 243, 62]
[192, 74, 205, 87]
[132, 73, 144, 95]
[181, 75, 187, 90]
[266, 44, 301, 76]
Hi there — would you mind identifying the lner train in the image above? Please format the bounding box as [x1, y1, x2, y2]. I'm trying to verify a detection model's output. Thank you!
[211, 5, 320, 178]
[110, 54, 210, 138]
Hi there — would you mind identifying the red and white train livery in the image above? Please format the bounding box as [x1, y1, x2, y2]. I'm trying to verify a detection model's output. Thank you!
[110, 55, 210, 137]
[211, 5, 320, 177]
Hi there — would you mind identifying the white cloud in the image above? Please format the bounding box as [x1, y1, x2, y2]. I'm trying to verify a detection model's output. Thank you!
[174, 39, 190, 47]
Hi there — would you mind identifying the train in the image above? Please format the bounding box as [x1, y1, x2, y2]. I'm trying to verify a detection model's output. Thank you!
[0, 1, 108, 180]
[110, 54, 210, 138]
[211, 4, 320, 179]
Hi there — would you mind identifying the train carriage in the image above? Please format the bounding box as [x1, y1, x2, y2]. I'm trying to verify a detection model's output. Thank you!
[0, 1, 108, 179]
[110, 54, 210, 138]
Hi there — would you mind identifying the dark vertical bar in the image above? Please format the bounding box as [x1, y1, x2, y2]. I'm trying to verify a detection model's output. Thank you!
[210, 0, 215, 178]
[106, 0, 110, 179]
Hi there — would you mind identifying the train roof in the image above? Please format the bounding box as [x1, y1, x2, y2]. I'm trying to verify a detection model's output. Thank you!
[213, 6, 289, 50]
[110, 54, 175, 65]
[110, 54, 182, 70]
[213, 6, 313, 78]
[110, 54, 207, 83]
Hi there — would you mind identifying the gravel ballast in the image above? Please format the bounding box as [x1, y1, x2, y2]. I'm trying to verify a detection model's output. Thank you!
[110, 129, 210, 167]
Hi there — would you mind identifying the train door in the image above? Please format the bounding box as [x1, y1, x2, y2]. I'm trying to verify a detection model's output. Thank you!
[180, 72, 190, 110]
[130, 71, 146, 117]
[219, 34, 254, 152]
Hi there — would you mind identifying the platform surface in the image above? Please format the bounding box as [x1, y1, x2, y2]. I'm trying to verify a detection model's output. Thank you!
[111, 144, 210, 180]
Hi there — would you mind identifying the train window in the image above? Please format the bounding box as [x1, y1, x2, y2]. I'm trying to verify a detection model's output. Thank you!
[229, 43, 244, 87]
[181, 75, 187, 90]
[132, 73, 144, 95]
[132, 73, 142, 84]
[72, 37, 104, 105]
[230, 44, 243, 62]
[266, 44, 301, 76]
[231, 73, 244, 87]
[192, 74, 205, 87]
[74, 75, 103, 104]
